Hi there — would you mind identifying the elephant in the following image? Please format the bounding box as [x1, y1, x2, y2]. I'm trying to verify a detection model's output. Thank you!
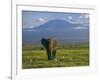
[41, 38, 57, 61]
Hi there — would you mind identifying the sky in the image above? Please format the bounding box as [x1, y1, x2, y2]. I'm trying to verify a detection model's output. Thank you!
[22, 10, 89, 29]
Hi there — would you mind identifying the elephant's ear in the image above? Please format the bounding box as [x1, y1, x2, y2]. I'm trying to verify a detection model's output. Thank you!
[41, 38, 48, 47]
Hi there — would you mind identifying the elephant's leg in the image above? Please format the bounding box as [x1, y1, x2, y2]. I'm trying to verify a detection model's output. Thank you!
[46, 49, 52, 60]
[53, 50, 56, 59]
[49, 50, 53, 60]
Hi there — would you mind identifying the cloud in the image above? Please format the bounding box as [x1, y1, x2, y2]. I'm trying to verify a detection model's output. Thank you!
[68, 16, 73, 20]
[33, 18, 46, 24]
[23, 18, 46, 29]
[67, 13, 89, 25]
[31, 18, 46, 28]
[72, 26, 88, 30]
[79, 13, 89, 24]
[67, 19, 79, 24]
[79, 13, 89, 19]
[34, 18, 45, 22]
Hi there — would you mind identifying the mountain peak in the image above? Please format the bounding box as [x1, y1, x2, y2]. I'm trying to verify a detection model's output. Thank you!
[46, 19, 69, 24]
[33, 19, 74, 30]
[51, 19, 68, 21]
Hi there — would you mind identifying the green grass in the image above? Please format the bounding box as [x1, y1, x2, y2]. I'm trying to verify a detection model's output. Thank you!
[22, 44, 89, 69]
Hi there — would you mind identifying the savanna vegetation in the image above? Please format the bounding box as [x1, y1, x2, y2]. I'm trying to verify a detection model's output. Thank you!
[22, 43, 89, 69]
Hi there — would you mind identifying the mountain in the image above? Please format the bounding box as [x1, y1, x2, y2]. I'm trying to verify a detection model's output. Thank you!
[22, 19, 89, 44]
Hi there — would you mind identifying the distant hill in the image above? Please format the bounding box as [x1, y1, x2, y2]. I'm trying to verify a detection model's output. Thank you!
[22, 19, 89, 44]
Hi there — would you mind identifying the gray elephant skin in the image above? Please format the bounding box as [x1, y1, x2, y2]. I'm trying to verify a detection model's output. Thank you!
[41, 38, 57, 61]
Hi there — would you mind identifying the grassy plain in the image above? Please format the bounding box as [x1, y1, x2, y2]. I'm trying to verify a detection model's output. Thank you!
[22, 43, 89, 69]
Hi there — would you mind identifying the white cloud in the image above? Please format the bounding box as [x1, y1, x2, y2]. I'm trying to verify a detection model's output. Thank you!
[79, 13, 89, 19]
[68, 16, 73, 20]
[84, 14, 89, 19]
[38, 18, 45, 22]
[31, 18, 46, 28]
[79, 13, 89, 24]
[33, 18, 46, 24]
[67, 16, 81, 24]
[67, 13, 89, 25]
[67, 20, 76, 24]
[73, 26, 87, 30]
[23, 18, 47, 29]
